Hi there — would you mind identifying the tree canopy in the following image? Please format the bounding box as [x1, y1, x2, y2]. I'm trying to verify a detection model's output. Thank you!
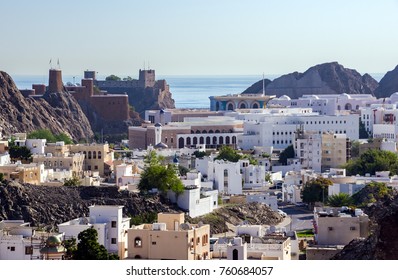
[138, 151, 184, 195]
[72, 227, 118, 260]
[302, 177, 333, 206]
[105, 74, 121, 81]
[215, 145, 241, 162]
[27, 129, 73, 144]
[326, 193, 354, 207]
[278, 145, 295, 165]
[63, 176, 81, 187]
[352, 182, 394, 207]
[344, 149, 398, 176]
[8, 139, 32, 161]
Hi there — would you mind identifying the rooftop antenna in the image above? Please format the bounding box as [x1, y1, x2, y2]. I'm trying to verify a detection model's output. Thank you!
[57, 58, 61, 69]
[49, 58, 53, 69]
[262, 72, 265, 96]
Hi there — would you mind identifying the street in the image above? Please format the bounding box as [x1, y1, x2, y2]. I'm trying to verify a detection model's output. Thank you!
[279, 205, 313, 231]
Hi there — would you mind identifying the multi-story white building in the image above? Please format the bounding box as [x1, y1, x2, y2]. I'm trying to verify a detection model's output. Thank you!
[229, 108, 359, 150]
[295, 131, 322, 172]
[58, 205, 130, 259]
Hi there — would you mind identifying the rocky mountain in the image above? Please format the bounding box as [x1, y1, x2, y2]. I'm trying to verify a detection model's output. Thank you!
[0, 71, 93, 141]
[242, 78, 272, 94]
[0, 181, 282, 234]
[374, 65, 398, 98]
[332, 195, 398, 260]
[244, 62, 379, 99]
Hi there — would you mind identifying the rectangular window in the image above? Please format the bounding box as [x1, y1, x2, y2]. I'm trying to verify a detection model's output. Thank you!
[94, 165, 98, 170]
[25, 246, 33, 255]
[152, 241, 157, 245]
[111, 238, 117, 244]
[111, 221, 117, 228]
[328, 227, 333, 231]
[350, 226, 356, 231]
[10, 246, 15, 251]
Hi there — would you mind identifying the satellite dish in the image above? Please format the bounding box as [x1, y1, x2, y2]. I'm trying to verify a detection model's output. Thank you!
[180, 223, 190, 230]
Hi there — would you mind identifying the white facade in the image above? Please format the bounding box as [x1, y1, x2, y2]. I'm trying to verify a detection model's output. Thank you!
[230, 108, 359, 150]
[168, 171, 218, 218]
[58, 205, 130, 259]
[0, 153, 11, 166]
[115, 163, 140, 187]
[246, 194, 278, 211]
[295, 131, 322, 172]
[25, 139, 47, 155]
[282, 184, 302, 204]
[328, 183, 366, 196]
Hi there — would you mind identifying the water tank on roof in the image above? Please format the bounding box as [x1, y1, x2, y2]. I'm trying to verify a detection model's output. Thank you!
[355, 209, 363, 216]
[152, 223, 167, 231]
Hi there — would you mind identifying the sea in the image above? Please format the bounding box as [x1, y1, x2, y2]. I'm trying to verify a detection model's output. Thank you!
[11, 73, 384, 109]
[12, 75, 275, 109]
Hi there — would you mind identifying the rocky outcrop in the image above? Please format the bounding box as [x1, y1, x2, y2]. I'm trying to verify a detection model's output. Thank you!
[188, 203, 282, 235]
[0, 181, 179, 231]
[333, 195, 398, 260]
[242, 78, 272, 94]
[244, 62, 379, 99]
[374, 65, 398, 98]
[0, 71, 93, 141]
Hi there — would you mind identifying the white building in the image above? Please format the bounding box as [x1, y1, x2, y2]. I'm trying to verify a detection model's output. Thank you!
[168, 171, 218, 218]
[0, 153, 11, 166]
[246, 193, 278, 211]
[0, 220, 64, 260]
[229, 108, 359, 150]
[58, 205, 130, 259]
[25, 139, 47, 155]
[295, 131, 322, 172]
[268, 93, 376, 115]
[115, 163, 140, 187]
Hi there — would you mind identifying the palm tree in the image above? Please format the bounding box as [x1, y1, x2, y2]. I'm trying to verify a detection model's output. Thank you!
[326, 193, 353, 207]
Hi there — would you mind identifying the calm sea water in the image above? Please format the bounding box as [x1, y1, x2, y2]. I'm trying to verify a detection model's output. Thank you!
[11, 73, 384, 109]
[12, 75, 270, 109]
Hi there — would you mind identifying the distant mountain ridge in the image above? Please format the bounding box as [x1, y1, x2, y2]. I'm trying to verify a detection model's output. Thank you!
[374, 65, 398, 98]
[243, 62, 383, 98]
[0, 70, 93, 140]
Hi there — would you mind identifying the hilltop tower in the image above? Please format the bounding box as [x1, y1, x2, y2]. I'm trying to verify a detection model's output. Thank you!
[48, 69, 64, 93]
[84, 70, 96, 80]
[139, 69, 156, 88]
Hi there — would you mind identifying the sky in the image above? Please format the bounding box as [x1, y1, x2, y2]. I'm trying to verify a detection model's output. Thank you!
[2, 0, 398, 77]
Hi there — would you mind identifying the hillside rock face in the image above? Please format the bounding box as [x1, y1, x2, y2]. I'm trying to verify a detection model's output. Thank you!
[0, 71, 93, 141]
[242, 78, 272, 94]
[374, 65, 398, 98]
[333, 196, 398, 260]
[0, 182, 178, 230]
[244, 62, 378, 99]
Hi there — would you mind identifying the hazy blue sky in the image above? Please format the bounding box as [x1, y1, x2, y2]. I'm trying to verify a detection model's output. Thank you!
[2, 0, 398, 77]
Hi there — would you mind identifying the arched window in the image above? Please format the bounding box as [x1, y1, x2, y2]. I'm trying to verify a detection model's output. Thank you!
[232, 136, 236, 144]
[215, 101, 220, 111]
[215, 130, 220, 133]
[93, 151, 96, 159]
[202, 130, 207, 133]
[186, 138, 191, 145]
[206, 137, 211, 145]
[219, 136, 224, 145]
[195, 130, 201, 134]
[252, 102, 259, 109]
[88, 151, 92, 159]
[193, 137, 198, 145]
[227, 103, 234, 111]
[226, 136, 230, 144]
[200, 137, 204, 144]
[345, 103, 352, 110]
[212, 136, 217, 145]
[98, 151, 102, 159]
[179, 137, 184, 148]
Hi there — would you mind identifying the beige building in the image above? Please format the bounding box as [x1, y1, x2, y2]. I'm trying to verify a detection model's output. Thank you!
[32, 153, 85, 178]
[313, 207, 369, 246]
[127, 213, 210, 260]
[321, 132, 351, 171]
[0, 163, 42, 184]
[129, 116, 243, 149]
[45, 142, 113, 177]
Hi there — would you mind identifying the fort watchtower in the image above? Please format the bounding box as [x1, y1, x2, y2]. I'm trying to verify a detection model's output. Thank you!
[48, 69, 64, 93]
[138, 69, 156, 88]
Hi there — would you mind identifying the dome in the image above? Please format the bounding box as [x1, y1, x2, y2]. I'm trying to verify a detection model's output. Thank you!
[341, 93, 351, 99]
[155, 142, 168, 149]
[46, 236, 62, 247]
[154, 122, 162, 127]
[160, 109, 165, 114]
[279, 95, 291, 100]
[309, 95, 319, 99]
[390, 92, 398, 102]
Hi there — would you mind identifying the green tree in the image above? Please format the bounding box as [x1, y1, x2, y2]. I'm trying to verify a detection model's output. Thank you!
[8, 139, 32, 161]
[73, 227, 118, 260]
[302, 177, 333, 206]
[215, 145, 241, 162]
[326, 193, 354, 207]
[123, 76, 133, 81]
[350, 140, 360, 158]
[27, 129, 57, 142]
[105, 74, 121, 81]
[138, 151, 184, 195]
[178, 165, 190, 176]
[64, 176, 81, 186]
[193, 150, 206, 158]
[55, 133, 73, 144]
[343, 149, 398, 176]
[352, 182, 394, 207]
[63, 237, 77, 260]
[278, 144, 295, 165]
